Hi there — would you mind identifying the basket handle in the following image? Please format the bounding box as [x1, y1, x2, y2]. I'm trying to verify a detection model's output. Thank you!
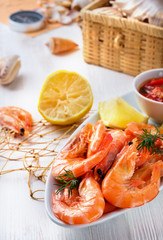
[114, 33, 124, 49]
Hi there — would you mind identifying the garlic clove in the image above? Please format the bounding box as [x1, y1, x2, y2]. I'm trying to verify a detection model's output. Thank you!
[0, 55, 21, 85]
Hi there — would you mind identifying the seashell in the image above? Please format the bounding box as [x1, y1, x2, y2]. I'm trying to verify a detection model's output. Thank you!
[111, 0, 143, 16]
[60, 14, 73, 24]
[112, 0, 163, 26]
[37, 0, 49, 7]
[93, 7, 122, 17]
[54, 0, 72, 8]
[47, 9, 61, 23]
[149, 10, 163, 27]
[46, 37, 78, 54]
[42, 4, 55, 19]
[0, 55, 21, 85]
[55, 5, 69, 14]
[58, 10, 79, 24]
[71, 0, 92, 10]
[61, 0, 72, 8]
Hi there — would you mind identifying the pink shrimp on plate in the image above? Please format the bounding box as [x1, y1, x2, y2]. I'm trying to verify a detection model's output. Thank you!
[102, 145, 160, 208]
[94, 129, 127, 182]
[52, 172, 105, 225]
[52, 132, 113, 178]
[0, 106, 32, 136]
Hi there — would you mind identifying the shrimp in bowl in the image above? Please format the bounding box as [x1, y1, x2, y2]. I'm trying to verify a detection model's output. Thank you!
[47, 114, 163, 226]
[52, 172, 105, 225]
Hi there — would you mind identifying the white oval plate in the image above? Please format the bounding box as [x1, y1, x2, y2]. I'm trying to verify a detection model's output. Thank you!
[45, 91, 163, 229]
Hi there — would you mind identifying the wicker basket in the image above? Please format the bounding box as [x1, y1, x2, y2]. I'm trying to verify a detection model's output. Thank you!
[81, 0, 163, 76]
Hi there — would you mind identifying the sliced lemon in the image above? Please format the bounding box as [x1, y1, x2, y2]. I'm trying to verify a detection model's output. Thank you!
[38, 70, 93, 125]
[99, 97, 148, 129]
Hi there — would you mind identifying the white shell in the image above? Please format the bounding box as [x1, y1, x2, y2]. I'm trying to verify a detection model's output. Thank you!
[112, 0, 163, 26]
[47, 6, 78, 24]
[0, 55, 21, 85]
[93, 7, 122, 17]
[71, 0, 92, 9]
[48, 9, 61, 23]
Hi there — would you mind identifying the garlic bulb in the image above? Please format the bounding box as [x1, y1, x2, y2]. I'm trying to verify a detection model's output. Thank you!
[0, 55, 21, 85]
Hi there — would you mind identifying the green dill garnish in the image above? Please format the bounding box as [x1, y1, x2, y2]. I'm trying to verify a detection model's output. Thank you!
[136, 126, 163, 153]
[54, 169, 79, 197]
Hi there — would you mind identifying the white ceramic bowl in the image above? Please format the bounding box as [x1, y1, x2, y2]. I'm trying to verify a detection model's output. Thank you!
[45, 91, 163, 228]
[133, 69, 163, 124]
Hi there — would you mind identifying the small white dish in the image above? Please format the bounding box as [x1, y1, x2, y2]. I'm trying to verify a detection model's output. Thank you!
[45, 91, 163, 228]
[133, 68, 163, 124]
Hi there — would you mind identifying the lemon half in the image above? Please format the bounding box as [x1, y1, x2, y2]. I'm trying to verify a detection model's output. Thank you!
[38, 70, 93, 125]
[99, 97, 148, 129]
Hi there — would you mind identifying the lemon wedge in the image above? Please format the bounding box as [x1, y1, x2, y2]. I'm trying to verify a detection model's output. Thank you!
[99, 97, 148, 129]
[38, 70, 93, 125]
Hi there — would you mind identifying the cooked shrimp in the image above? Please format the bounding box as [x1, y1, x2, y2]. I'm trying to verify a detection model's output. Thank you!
[94, 129, 127, 182]
[127, 138, 151, 168]
[52, 133, 113, 178]
[52, 173, 105, 224]
[58, 123, 92, 159]
[87, 120, 105, 157]
[0, 106, 32, 136]
[125, 122, 157, 141]
[61, 188, 79, 206]
[131, 160, 163, 184]
[148, 153, 163, 164]
[102, 145, 160, 208]
[104, 201, 117, 214]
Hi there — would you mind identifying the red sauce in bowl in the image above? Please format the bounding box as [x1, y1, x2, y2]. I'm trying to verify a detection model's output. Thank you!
[139, 77, 163, 103]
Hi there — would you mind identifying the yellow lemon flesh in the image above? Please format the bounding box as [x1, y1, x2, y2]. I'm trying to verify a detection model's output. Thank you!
[99, 97, 148, 129]
[38, 70, 93, 125]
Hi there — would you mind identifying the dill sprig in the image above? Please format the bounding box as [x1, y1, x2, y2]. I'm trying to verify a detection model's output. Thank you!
[54, 169, 79, 197]
[136, 126, 163, 153]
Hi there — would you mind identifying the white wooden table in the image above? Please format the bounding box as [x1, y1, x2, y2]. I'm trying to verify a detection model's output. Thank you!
[0, 22, 163, 240]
